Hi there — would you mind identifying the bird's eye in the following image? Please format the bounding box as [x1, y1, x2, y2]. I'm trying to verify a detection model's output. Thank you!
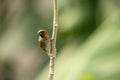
[40, 31, 44, 34]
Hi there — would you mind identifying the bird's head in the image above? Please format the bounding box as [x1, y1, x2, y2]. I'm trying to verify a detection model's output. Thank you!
[37, 29, 49, 38]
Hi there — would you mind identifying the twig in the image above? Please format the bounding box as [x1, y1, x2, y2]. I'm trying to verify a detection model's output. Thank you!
[48, 0, 58, 80]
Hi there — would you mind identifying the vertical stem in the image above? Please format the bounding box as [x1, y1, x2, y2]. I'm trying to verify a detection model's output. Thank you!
[52, 0, 58, 41]
[48, 0, 58, 80]
[48, 57, 55, 80]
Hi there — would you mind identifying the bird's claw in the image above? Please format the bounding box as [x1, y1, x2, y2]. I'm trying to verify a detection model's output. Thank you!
[48, 54, 56, 59]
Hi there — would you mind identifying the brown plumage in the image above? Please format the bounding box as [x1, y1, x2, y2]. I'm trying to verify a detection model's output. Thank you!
[37, 30, 50, 55]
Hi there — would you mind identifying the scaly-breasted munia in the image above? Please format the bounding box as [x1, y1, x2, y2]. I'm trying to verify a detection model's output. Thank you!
[37, 29, 50, 56]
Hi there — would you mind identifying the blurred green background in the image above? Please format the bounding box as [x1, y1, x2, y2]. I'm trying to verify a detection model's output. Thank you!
[0, 0, 120, 80]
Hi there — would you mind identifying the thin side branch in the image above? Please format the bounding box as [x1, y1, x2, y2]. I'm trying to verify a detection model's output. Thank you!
[48, 0, 58, 80]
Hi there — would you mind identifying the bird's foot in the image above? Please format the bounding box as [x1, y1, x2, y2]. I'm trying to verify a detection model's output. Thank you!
[48, 54, 56, 59]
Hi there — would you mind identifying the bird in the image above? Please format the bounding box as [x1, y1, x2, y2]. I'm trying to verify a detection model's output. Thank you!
[37, 29, 50, 56]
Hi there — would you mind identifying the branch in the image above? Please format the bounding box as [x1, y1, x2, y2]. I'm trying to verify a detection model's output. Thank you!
[48, 0, 58, 80]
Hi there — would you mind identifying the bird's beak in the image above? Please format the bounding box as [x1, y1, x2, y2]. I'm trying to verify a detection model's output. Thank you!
[37, 31, 39, 34]
[37, 30, 40, 34]
[37, 31, 42, 36]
